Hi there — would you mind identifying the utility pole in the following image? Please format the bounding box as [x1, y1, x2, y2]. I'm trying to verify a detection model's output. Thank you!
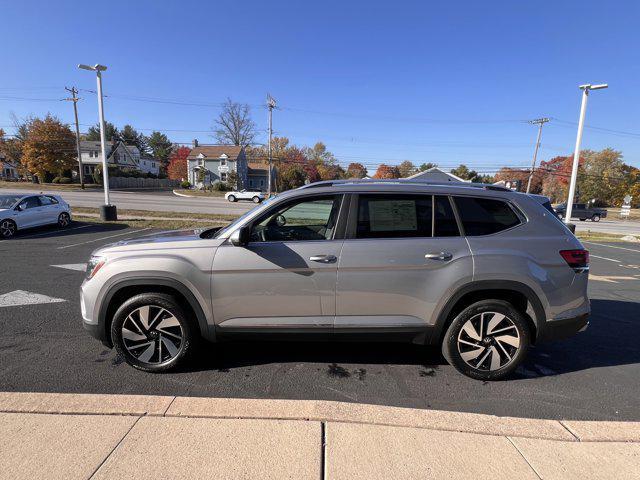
[267, 94, 276, 197]
[525, 117, 549, 194]
[64, 87, 85, 189]
[565, 84, 608, 225]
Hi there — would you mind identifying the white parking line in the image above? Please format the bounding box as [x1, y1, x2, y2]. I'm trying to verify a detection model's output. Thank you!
[51, 263, 87, 272]
[0, 290, 66, 308]
[18, 224, 94, 239]
[583, 241, 640, 254]
[590, 255, 621, 263]
[57, 228, 151, 250]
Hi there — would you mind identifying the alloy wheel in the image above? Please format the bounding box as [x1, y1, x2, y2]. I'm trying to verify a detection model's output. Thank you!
[121, 305, 184, 365]
[58, 213, 70, 227]
[456, 311, 520, 371]
[0, 220, 16, 238]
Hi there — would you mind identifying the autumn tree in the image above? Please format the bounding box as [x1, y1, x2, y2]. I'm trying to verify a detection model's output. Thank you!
[214, 98, 257, 146]
[579, 148, 626, 205]
[279, 163, 306, 190]
[21, 115, 77, 179]
[539, 155, 575, 202]
[346, 162, 368, 178]
[304, 142, 337, 165]
[167, 146, 190, 180]
[397, 160, 416, 178]
[86, 122, 120, 142]
[373, 164, 400, 179]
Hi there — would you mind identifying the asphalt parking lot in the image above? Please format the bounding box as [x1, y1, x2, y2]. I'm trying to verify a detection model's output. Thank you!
[1, 221, 639, 421]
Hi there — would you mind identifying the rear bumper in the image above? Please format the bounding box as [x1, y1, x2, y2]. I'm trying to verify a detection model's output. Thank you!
[541, 313, 589, 342]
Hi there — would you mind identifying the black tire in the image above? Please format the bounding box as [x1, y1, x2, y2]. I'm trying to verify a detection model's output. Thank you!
[58, 212, 71, 228]
[252, 196, 261, 203]
[592, 215, 600, 222]
[111, 293, 194, 373]
[442, 299, 531, 381]
[579, 218, 586, 221]
[227, 195, 236, 202]
[0, 219, 17, 239]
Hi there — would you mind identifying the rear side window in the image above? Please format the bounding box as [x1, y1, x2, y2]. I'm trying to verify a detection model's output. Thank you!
[454, 197, 521, 236]
[434, 196, 460, 237]
[356, 194, 432, 238]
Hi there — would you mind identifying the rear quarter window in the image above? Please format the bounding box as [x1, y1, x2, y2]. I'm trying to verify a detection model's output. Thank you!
[454, 196, 521, 236]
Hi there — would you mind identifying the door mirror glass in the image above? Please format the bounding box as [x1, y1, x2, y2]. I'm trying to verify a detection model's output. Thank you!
[229, 226, 250, 247]
[15, 204, 24, 212]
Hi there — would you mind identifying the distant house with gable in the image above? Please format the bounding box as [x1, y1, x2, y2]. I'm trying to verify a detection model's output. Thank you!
[405, 167, 470, 183]
[79, 140, 160, 179]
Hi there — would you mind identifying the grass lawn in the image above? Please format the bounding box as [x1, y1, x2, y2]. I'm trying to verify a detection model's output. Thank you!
[72, 207, 238, 230]
[0, 180, 101, 191]
[575, 231, 638, 243]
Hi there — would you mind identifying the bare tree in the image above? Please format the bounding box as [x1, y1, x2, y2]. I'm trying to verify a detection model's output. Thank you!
[214, 98, 257, 146]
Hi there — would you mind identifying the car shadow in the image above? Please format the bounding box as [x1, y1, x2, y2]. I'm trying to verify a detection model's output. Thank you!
[177, 298, 638, 378]
[7, 221, 130, 240]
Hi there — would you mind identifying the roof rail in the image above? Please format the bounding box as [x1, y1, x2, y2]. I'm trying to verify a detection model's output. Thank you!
[298, 179, 512, 192]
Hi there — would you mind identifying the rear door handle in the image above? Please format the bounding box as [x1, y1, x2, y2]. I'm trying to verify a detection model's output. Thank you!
[425, 251, 453, 261]
[309, 255, 337, 263]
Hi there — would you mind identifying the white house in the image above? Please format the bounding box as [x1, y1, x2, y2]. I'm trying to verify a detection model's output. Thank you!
[187, 144, 248, 188]
[0, 153, 18, 180]
[405, 167, 470, 183]
[79, 141, 159, 178]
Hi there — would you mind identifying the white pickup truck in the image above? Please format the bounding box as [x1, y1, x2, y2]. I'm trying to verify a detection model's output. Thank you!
[225, 189, 265, 203]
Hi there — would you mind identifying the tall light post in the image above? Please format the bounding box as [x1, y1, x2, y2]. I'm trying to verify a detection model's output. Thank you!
[564, 84, 607, 225]
[78, 63, 117, 221]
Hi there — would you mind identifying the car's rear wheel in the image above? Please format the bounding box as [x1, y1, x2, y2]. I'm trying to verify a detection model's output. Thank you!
[227, 195, 236, 202]
[0, 219, 17, 239]
[592, 215, 601, 222]
[442, 299, 530, 381]
[252, 196, 261, 203]
[58, 212, 71, 228]
[111, 293, 193, 372]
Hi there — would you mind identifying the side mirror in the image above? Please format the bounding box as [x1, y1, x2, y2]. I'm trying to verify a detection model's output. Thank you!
[229, 226, 250, 247]
[275, 214, 286, 227]
[15, 204, 24, 212]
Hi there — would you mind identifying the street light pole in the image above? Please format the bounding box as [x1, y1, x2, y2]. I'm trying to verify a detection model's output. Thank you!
[564, 84, 607, 225]
[526, 118, 549, 194]
[78, 63, 117, 221]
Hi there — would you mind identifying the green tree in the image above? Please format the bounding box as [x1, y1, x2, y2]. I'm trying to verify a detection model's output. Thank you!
[418, 162, 438, 171]
[304, 142, 337, 165]
[120, 125, 148, 153]
[451, 164, 482, 182]
[86, 122, 119, 142]
[147, 131, 173, 165]
[578, 148, 625, 206]
[21, 115, 77, 179]
[397, 160, 416, 178]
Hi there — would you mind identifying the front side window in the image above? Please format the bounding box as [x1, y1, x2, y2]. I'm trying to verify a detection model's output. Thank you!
[250, 195, 341, 242]
[356, 194, 432, 239]
[454, 196, 521, 236]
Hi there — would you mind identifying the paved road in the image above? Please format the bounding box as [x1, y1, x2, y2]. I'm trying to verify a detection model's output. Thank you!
[1, 188, 254, 216]
[1, 224, 639, 420]
[574, 218, 640, 236]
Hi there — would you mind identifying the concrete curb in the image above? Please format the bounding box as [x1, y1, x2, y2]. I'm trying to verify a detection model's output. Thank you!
[172, 189, 194, 198]
[1, 392, 638, 442]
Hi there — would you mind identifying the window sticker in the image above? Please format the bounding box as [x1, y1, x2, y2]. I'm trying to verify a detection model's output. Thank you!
[368, 200, 417, 231]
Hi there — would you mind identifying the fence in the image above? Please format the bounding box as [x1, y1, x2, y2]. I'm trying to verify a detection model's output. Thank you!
[108, 177, 180, 189]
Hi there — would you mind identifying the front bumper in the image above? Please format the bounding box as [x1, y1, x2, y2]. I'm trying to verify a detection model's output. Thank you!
[541, 313, 589, 342]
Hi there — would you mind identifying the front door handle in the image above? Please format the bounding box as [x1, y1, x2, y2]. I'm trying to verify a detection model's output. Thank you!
[425, 251, 453, 261]
[309, 254, 337, 263]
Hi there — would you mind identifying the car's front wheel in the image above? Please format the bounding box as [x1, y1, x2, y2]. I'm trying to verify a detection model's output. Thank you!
[252, 196, 261, 203]
[227, 195, 236, 202]
[592, 215, 601, 222]
[58, 212, 71, 228]
[111, 293, 194, 372]
[0, 219, 17, 239]
[442, 299, 531, 381]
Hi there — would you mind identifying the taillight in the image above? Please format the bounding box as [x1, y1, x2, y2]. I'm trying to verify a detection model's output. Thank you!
[560, 249, 589, 271]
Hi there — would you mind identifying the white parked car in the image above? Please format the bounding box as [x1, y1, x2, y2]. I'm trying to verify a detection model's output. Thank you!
[225, 189, 265, 203]
[0, 193, 72, 239]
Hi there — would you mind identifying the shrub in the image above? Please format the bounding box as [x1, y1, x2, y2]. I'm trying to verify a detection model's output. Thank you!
[59, 177, 72, 184]
[180, 181, 191, 189]
[52, 177, 61, 184]
[213, 181, 230, 191]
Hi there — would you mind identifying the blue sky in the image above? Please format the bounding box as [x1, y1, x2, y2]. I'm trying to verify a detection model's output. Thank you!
[2, 0, 639, 173]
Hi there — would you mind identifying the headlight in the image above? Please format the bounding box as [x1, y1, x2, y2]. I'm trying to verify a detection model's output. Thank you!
[86, 256, 106, 280]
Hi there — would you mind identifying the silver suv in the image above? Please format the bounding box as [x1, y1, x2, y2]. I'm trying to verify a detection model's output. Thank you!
[81, 180, 590, 380]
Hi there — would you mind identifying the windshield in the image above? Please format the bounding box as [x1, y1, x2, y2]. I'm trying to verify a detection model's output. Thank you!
[204, 196, 277, 239]
[0, 195, 21, 208]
